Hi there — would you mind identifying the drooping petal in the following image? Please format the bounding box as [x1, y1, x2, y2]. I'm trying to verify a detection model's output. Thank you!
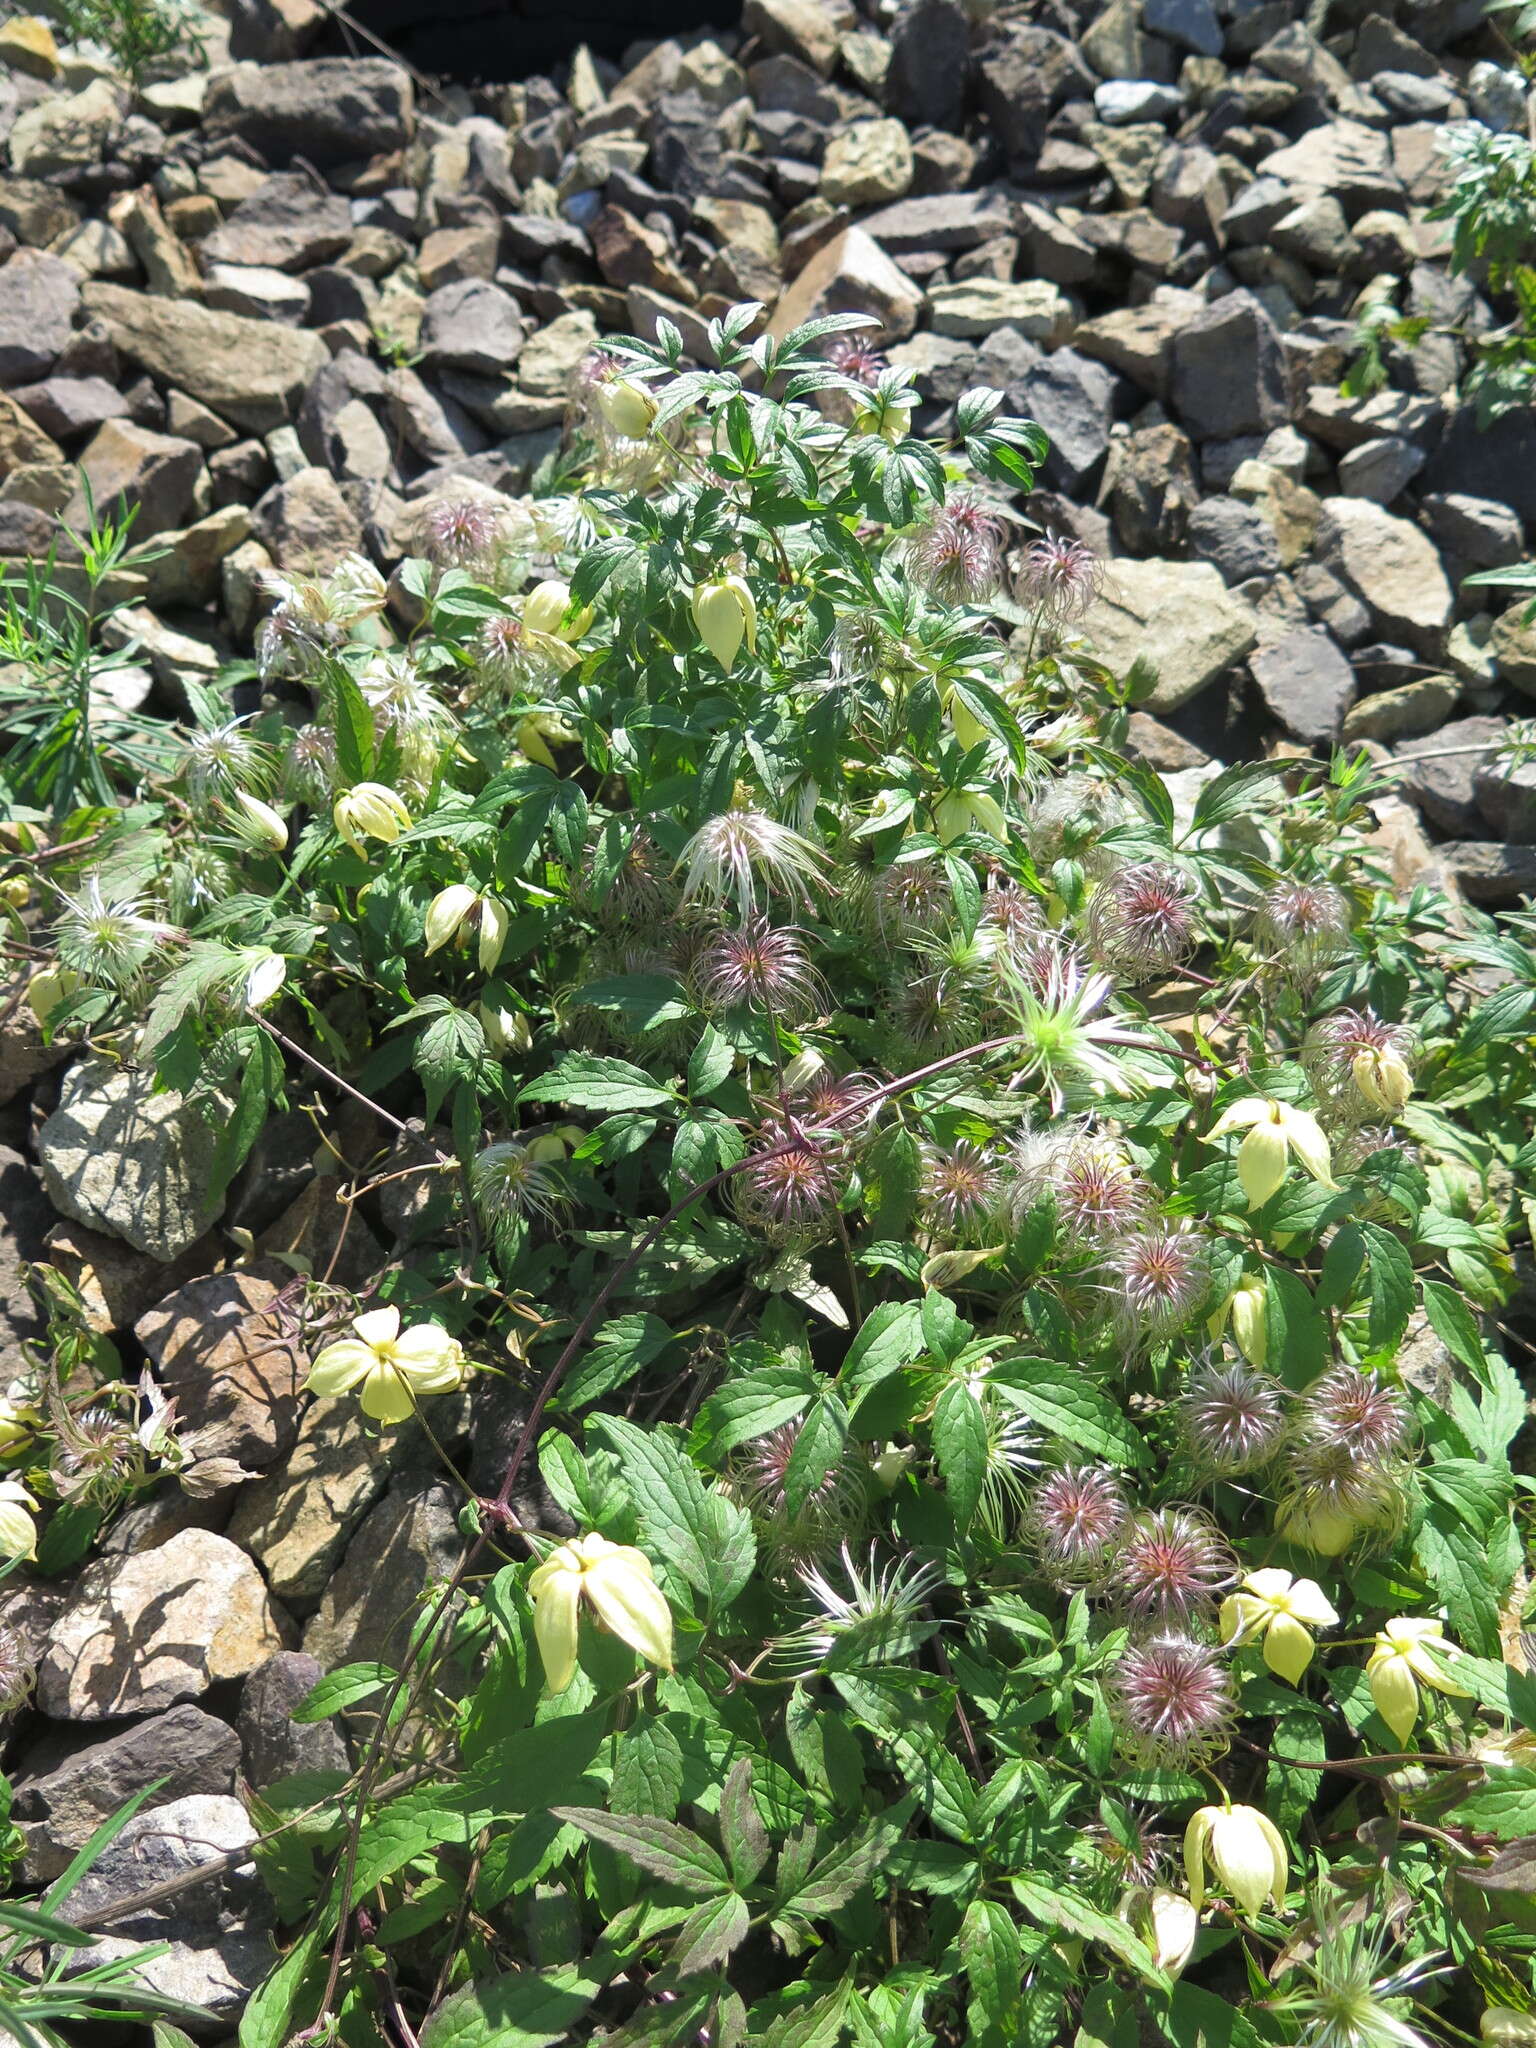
[1237, 1120, 1290, 1208]
[305, 1340, 378, 1397]
[424, 884, 477, 954]
[533, 1568, 583, 1693]
[391, 1325, 467, 1392]
[0, 1498, 36, 1560]
[1262, 1612, 1315, 1686]
[355, 1362, 416, 1425]
[582, 1554, 675, 1672]
[1285, 1578, 1340, 1629]
[1278, 1105, 1335, 1188]
[1219, 1594, 1266, 1646]
[1206, 1098, 1268, 1140]
[1183, 1808, 1214, 1910]
[1211, 1806, 1286, 1916]
[1368, 1650, 1420, 1744]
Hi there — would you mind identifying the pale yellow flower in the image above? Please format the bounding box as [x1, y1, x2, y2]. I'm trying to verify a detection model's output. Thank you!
[229, 789, 288, 853]
[1185, 1803, 1288, 1917]
[0, 1399, 40, 1454]
[593, 379, 657, 439]
[1367, 1616, 1468, 1744]
[934, 790, 1006, 844]
[306, 1306, 466, 1424]
[0, 1479, 38, 1561]
[522, 578, 592, 640]
[1220, 1567, 1338, 1685]
[1146, 1888, 1199, 1975]
[333, 782, 411, 858]
[423, 886, 509, 972]
[1208, 1275, 1268, 1367]
[1351, 1044, 1413, 1115]
[528, 1531, 674, 1693]
[692, 576, 758, 670]
[1205, 1097, 1334, 1209]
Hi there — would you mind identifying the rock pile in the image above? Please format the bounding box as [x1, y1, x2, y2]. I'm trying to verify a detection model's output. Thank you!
[2, 0, 1535, 2023]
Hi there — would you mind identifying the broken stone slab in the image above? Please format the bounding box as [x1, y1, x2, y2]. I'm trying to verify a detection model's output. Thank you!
[65, 418, 204, 538]
[55, 1793, 274, 2030]
[303, 1477, 464, 1671]
[37, 1056, 228, 1262]
[15, 1704, 240, 1882]
[768, 225, 924, 344]
[1169, 289, 1290, 442]
[1440, 842, 1536, 905]
[239, 1650, 349, 1787]
[80, 282, 328, 434]
[1249, 625, 1355, 741]
[0, 249, 79, 387]
[39, 1528, 292, 1719]
[1341, 673, 1461, 742]
[1081, 556, 1259, 712]
[200, 169, 351, 272]
[928, 278, 1076, 343]
[134, 1268, 304, 1472]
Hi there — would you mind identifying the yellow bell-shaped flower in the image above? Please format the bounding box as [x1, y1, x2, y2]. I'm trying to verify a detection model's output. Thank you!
[1184, 1803, 1288, 1918]
[527, 1531, 674, 1693]
[1367, 1616, 1468, 1744]
[1205, 1097, 1334, 1210]
[692, 576, 758, 671]
[333, 782, 411, 858]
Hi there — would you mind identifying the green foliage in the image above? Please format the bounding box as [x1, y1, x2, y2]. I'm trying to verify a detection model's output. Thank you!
[5, 306, 1536, 2048]
[45, 0, 206, 82]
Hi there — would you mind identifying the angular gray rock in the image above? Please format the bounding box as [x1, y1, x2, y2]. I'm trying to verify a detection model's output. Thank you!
[239, 1651, 349, 1787]
[1249, 627, 1355, 741]
[69, 419, 203, 538]
[251, 465, 365, 574]
[134, 1269, 304, 1472]
[40, 1528, 291, 1720]
[1188, 495, 1283, 584]
[1397, 717, 1509, 834]
[200, 170, 351, 272]
[202, 58, 414, 167]
[418, 278, 526, 375]
[80, 283, 327, 434]
[1082, 557, 1259, 712]
[37, 1057, 227, 1261]
[57, 1794, 274, 2029]
[1169, 291, 1290, 441]
[885, 0, 970, 130]
[0, 249, 79, 386]
[16, 1705, 240, 1881]
[0, 1145, 50, 1376]
[1313, 498, 1454, 650]
[303, 1477, 463, 1672]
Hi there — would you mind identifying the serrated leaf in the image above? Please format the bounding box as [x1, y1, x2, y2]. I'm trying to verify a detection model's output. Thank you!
[670, 1890, 751, 1976]
[932, 1380, 988, 1529]
[560, 1313, 674, 1412]
[1361, 1221, 1414, 1357]
[719, 1759, 770, 1887]
[417, 1963, 603, 2048]
[291, 1662, 396, 1723]
[1452, 1770, 1536, 1839]
[1010, 1875, 1168, 1988]
[1417, 1496, 1507, 1655]
[841, 1300, 926, 1411]
[519, 1053, 677, 1113]
[591, 1416, 756, 1612]
[775, 1808, 908, 1918]
[988, 1357, 1148, 1466]
[611, 1718, 685, 1820]
[694, 1364, 819, 1460]
[961, 1897, 1022, 2036]
[550, 1807, 728, 1894]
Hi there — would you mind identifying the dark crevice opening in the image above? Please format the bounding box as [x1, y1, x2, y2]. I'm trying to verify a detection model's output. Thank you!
[317, 0, 741, 84]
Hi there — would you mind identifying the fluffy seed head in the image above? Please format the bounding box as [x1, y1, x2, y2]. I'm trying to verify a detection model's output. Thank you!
[1255, 881, 1352, 981]
[827, 332, 889, 387]
[735, 1128, 844, 1240]
[908, 493, 1006, 604]
[471, 1139, 569, 1238]
[1086, 862, 1199, 980]
[1025, 1463, 1129, 1582]
[1115, 1507, 1236, 1626]
[183, 719, 278, 806]
[1018, 534, 1103, 622]
[696, 917, 822, 1020]
[0, 1623, 34, 1714]
[419, 495, 502, 568]
[1104, 1224, 1210, 1340]
[1179, 1357, 1288, 1475]
[920, 1140, 1003, 1234]
[873, 855, 951, 937]
[679, 806, 823, 916]
[1012, 1126, 1149, 1246]
[1113, 1633, 1237, 1764]
[53, 878, 176, 991]
[1303, 1010, 1415, 1120]
[1296, 1365, 1408, 1464]
[732, 1420, 866, 1565]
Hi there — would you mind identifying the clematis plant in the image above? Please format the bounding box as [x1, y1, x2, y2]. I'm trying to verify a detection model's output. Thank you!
[306, 1307, 467, 1424]
[528, 1533, 674, 1693]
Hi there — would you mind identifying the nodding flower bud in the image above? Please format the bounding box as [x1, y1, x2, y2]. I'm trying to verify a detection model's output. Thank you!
[26, 964, 80, 1027]
[230, 789, 289, 853]
[333, 781, 411, 858]
[478, 998, 532, 1055]
[934, 790, 1007, 844]
[1209, 1276, 1268, 1368]
[1351, 1044, 1413, 1116]
[1184, 1803, 1288, 1919]
[1204, 1097, 1334, 1211]
[0, 877, 28, 908]
[692, 575, 758, 671]
[593, 378, 658, 440]
[523, 579, 593, 641]
[424, 887, 510, 972]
